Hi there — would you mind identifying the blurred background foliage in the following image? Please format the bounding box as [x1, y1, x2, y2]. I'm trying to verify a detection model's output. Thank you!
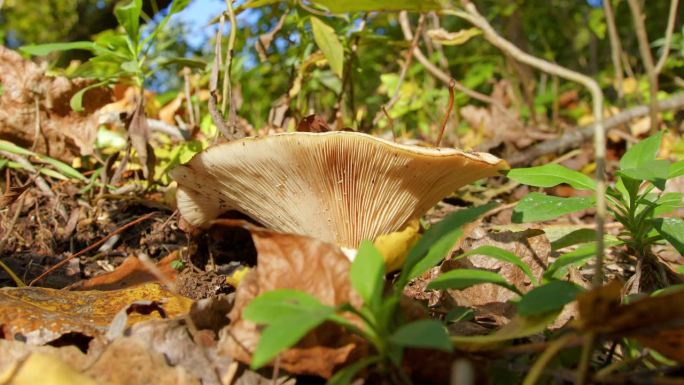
[1, 0, 682, 139]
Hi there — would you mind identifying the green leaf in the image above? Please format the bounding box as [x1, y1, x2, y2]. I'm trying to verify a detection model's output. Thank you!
[389, 320, 453, 352]
[397, 202, 496, 288]
[243, 289, 330, 323]
[506, 164, 596, 190]
[653, 193, 683, 216]
[70, 81, 110, 113]
[544, 238, 621, 280]
[326, 357, 380, 385]
[517, 281, 583, 317]
[669, 160, 684, 179]
[238, 0, 281, 10]
[654, 218, 684, 254]
[350, 240, 385, 312]
[142, 0, 191, 50]
[618, 159, 670, 188]
[445, 307, 474, 323]
[427, 28, 481, 46]
[619, 131, 663, 170]
[251, 309, 334, 369]
[427, 269, 522, 296]
[310, 16, 344, 78]
[512, 193, 595, 223]
[311, 0, 443, 12]
[450, 312, 559, 350]
[157, 57, 207, 70]
[115, 0, 143, 44]
[20, 41, 97, 56]
[0, 140, 86, 181]
[455, 245, 538, 286]
[551, 228, 597, 250]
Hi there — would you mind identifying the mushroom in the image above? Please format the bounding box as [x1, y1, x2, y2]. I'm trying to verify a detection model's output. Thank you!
[170, 131, 508, 250]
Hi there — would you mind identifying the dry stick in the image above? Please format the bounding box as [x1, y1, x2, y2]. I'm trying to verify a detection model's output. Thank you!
[447, 4, 606, 384]
[182, 67, 197, 129]
[221, 0, 239, 137]
[30, 212, 156, 286]
[654, 0, 681, 74]
[627, 0, 659, 134]
[603, 0, 625, 103]
[381, 106, 396, 142]
[507, 93, 684, 166]
[374, 13, 426, 125]
[435, 78, 456, 147]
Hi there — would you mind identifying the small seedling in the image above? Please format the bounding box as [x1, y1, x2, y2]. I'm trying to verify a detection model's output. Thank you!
[170, 259, 185, 271]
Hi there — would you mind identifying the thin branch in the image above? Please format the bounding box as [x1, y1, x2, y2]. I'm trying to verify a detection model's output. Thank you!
[507, 93, 684, 166]
[603, 0, 625, 102]
[655, 0, 681, 74]
[435, 78, 456, 147]
[627, 0, 659, 134]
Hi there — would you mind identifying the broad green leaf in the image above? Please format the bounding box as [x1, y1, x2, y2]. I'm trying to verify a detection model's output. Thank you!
[251, 309, 334, 369]
[618, 159, 670, 189]
[551, 228, 597, 250]
[115, 0, 142, 43]
[427, 269, 522, 296]
[654, 218, 684, 254]
[512, 193, 595, 223]
[389, 320, 453, 352]
[157, 57, 207, 69]
[669, 160, 684, 179]
[455, 245, 538, 285]
[70, 80, 110, 113]
[653, 192, 683, 216]
[506, 164, 596, 190]
[426, 28, 481, 46]
[311, 0, 443, 12]
[350, 240, 385, 312]
[243, 289, 330, 323]
[397, 202, 496, 288]
[517, 281, 583, 317]
[20, 41, 97, 56]
[326, 357, 380, 385]
[619, 131, 663, 170]
[310, 17, 344, 78]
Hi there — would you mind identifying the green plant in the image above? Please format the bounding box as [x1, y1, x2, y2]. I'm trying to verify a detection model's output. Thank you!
[19, 0, 202, 111]
[242, 203, 497, 384]
[507, 132, 684, 288]
[170, 258, 185, 271]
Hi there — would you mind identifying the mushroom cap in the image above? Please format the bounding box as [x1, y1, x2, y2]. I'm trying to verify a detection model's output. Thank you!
[171, 131, 508, 248]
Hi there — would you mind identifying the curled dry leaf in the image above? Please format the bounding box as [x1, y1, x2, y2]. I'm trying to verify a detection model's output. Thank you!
[427, 27, 482, 45]
[0, 283, 191, 345]
[217, 220, 367, 379]
[0, 46, 112, 162]
[578, 281, 684, 363]
[69, 252, 179, 291]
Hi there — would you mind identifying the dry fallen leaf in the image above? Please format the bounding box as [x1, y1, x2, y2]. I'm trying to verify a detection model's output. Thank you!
[578, 281, 684, 363]
[69, 252, 179, 291]
[216, 220, 367, 378]
[0, 283, 191, 345]
[0, 352, 101, 385]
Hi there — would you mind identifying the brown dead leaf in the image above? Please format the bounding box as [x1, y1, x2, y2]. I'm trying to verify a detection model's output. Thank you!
[0, 283, 191, 345]
[446, 227, 550, 307]
[297, 114, 331, 132]
[69, 252, 179, 291]
[0, 352, 101, 385]
[128, 99, 155, 181]
[0, 46, 112, 161]
[216, 220, 367, 378]
[0, 185, 30, 210]
[579, 282, 684, 363]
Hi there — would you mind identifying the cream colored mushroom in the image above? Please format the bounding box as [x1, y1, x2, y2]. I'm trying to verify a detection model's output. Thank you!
[170, 131, 508, 249]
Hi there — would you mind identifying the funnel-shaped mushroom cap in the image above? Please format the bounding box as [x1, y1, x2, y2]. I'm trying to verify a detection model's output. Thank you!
[171, 132, 508, 248]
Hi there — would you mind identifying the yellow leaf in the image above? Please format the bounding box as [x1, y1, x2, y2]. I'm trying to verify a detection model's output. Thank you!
[427, 28, 482, 45]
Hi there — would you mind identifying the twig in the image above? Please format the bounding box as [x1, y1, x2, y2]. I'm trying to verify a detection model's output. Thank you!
[0, 194, 27, 287]
[30, 212, 156, 286]
[374, 13, 426, 125]
[654, 0, 681, 74]
[381, 105, 395, 141]
[507, 93, 684, 166]
[627, 0, 659, 134]
[435, 78, 456, 147]
[221, 0, 238, 129]
[182, 67, 197, 129]
[523, 334, 573, 385]
[603, 0, 625, 102]
[0, 151, 53, 198]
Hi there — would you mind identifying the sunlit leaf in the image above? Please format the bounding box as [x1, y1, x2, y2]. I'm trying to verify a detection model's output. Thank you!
[243, 289, 330, 324]
[513, 193, 595, 223]
[654, 218, 684, 254]
[350, 240, 385, 312]
[427, 28, 481, 45]
[310, 16, 344, 78]
[506, 164, 596, 190]
[619, 131, 663, 170]
[115, 0, 142, 44]
[455, 245, 538, 285]
[311, 0, 444, 12]
[551, 228, 597, 250]
[19, 41, 97, 56]
[517, 281, 583, 317]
